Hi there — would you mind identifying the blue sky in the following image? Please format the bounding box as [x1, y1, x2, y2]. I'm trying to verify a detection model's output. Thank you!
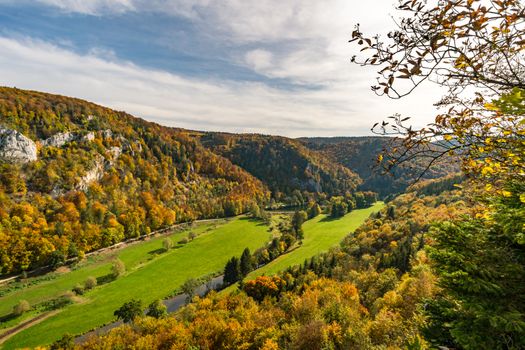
[0, 0, 441, 137]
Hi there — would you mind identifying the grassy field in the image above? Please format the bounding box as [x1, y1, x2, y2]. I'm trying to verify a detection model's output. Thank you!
[247, 202, 384, 278]
[1, 217, 271, 349]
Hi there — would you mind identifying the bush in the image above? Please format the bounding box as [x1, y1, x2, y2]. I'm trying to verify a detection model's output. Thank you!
[50, 333, 75, 350]
[72, 284, 84, 295]
[162, 238, 173, 251]
[84, 276, 97, 290]
[146, 299, 167, 318]
[111, 258, 126, 278]
[114, 299, 143, 323]
[178, 237, 189, 245]
[13, 300, 30, 316]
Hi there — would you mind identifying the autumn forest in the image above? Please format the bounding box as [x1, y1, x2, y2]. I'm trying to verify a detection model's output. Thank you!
[0, 0, 525, 349]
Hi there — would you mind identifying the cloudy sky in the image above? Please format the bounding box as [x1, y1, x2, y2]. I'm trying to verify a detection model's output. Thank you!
[0, 0, 443, 137]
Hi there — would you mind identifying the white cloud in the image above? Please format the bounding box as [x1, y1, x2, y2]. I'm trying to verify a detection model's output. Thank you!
[244, 49, 274, 71]
[35, 0, 135, 15]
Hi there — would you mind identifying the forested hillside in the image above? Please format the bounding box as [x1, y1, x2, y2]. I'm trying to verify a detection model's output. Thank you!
[300, 137, 458, 198]
[201, 133, 361, 204]
[0, 87, 270, 274]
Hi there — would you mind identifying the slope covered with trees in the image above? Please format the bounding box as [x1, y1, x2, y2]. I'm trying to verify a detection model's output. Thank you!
[0, 87, 269, 274]
[300, 136, 458, 198]
[201, 133, 362, 204]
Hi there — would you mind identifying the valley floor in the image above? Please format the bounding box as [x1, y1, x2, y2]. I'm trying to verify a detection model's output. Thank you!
[0, 217, 270, 349]
[0, 203, 383, 349]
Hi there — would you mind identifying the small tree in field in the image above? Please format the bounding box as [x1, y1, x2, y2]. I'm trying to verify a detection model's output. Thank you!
[111, 258, 126, 278]
[13, 300, 30, 316]
[162, 238, 173, 252]
[84, 276, 97, 290]
[114, 299, 143, 323]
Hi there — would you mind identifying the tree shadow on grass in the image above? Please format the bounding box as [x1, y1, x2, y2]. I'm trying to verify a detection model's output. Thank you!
[96, 274, 116, 286]
[319, 216, 343, 223]
[0, 312, 17, 323]
[147, 248, 166, 256]
[239, 217, 267, 227]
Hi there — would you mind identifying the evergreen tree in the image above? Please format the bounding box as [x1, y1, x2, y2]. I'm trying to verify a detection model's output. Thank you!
[240, 248, 253, 277]
[223, 256, 241, 285]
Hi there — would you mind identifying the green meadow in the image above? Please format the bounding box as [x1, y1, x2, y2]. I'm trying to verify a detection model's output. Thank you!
[249, 202, 384, 277]
[1, 217, 271, 349]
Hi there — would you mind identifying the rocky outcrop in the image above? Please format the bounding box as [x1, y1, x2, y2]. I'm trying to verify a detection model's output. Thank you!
[77, 157, 105, 191]
[42, 131, 97, 148]
[82, 132, 95, 142]
[42, 132, 76, 147]
[0, 128, 37, 163]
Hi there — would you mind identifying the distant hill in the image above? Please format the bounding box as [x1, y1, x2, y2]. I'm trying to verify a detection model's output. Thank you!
[0, 87, 269, 274]
[300, 136, 459, 198]
[201, 133, 361, 204]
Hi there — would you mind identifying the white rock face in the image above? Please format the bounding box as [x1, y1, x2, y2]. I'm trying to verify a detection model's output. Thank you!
[42, 132, 76, 147]
[0, 128, 37, 163]
[108, 146, 122, 160]
[77, 157, 104, 191]
[102, 129, 113, 139]
[82, 132, 95, 142]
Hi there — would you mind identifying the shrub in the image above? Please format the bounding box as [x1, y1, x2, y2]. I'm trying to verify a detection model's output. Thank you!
[84, 276, 97, 290]
[162, 238, 173, 251]
[72, 284, 84, 295]
[114, 299, 143, 323]
[111, 258, 126, 278]
[178, 237, 189, 245]
[146, 299, 167, 318]
[13, 300, 30, 316]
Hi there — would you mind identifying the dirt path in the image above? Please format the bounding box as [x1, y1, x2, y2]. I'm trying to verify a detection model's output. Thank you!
[0, 311, 60, 345]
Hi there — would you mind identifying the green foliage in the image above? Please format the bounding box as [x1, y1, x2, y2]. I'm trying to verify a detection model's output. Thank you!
[84, 276, 97, 290]
[223, 256, 241, 285]
[162, 238, 173, 252]
[180, 278, 200, 304]
[306, 202, 322, 219]
[49, 333, 75, 350]
[329, 196, 348, 218]
[111, 258, 126, 278]
[114, 299, 143, 323]
[425, 183, 525, 349]
[146, 299, 167, 319]
[240, 248, 253, 277]
[12, 299, 30, 316]
[291, 210, 307, 237]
